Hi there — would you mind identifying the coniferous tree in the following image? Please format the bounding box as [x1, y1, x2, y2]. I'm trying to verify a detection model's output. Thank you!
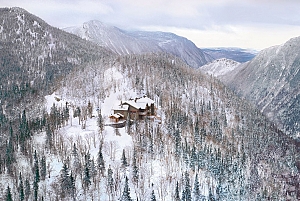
[190, 146, 197, 171]
[182, 172, 192, 201]
[194, 118, 200, 144]
[72, 143, 81, 174]
[64, 102, 70, 124]
[19, 110, 30, 153]
[175, 181, 181, 201]
[151, 189, 157, 201]
[5, 185, 12, 201]
[33, 179, 38, 201]
[5, 135, 15, 173]
[97, 109, 104, 133]
[97, 145, 105, 175]
[193, 173, 200, 201]
[121, 149, 128, 168]
[208, 188, 215, 201]
[25, 178, 30, 199]
[132, 148, 139, 183]
[107, 165, 114, 194]
[174, 129, 181, 159]
[120, 176, 132, 201]
[34, 150, 40, 183]
[19, 172, 25, 201]
[90, 157, 97, 182]
[40, 155, 46, 180]
[87, 100, 93, 118]
[69, 171, 76, 200]
[73, 107, 81, 125]
[45, 124, 52, 149]
[60, 162, 71, 197]
[83, 164, 91, 190]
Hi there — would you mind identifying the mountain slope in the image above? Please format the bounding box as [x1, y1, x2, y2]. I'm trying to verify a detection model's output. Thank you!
[0, 8, 113, 117]
[53, 53, 300, 200]
[202, 47, 257, 63]
[64, 20, 213, 68]
[200, 58, 240, 77]
[223, 36, 300, 137]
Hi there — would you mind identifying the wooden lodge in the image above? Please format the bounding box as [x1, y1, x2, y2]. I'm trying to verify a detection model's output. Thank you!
[112, 96, 155, 120]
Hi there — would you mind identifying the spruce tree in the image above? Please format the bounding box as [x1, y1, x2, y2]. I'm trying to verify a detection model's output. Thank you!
[121, 149, 128, 168]
[193, 173, 200, 201]
[60, 162, 71, 197]
[120, 176, 132, 201]
[25, 178, 30, 199]
[194, 118, 200, 144]
[5, 135, 14, 173]
[40, 155, 46, 180]
[5, 185, 12, 201]
[174, 129, 181, 159]
[19, 173, 25, 201]
[175, 181, 181, 201]
[97, 109, 104, 133]
[45, 124, 52, 149]
[151, 189, 157, 201]
[132, 148, 139, 183]
[182, 172, 192, 201]
[72, 143, 81, 174]
[33, 179, 38, 201]
[83, 165, 91, 190]
[107, 165, 114, 193]
[34, 150, 40, 183]
[70, 172, 76, 200]
[97, 145, 105, 175]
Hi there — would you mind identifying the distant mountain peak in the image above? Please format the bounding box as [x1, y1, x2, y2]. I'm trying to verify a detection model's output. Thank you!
[65, 20, 213, 68]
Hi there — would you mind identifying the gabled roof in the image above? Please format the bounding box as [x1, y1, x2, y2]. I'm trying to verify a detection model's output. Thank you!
[123, 96, 154, 110]
[112, 104, 129, 111]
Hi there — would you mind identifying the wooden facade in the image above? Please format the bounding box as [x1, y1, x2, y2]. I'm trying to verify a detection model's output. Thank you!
[113, 96, 155, 120]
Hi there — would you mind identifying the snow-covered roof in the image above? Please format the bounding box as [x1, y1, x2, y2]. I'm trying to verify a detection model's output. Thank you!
[123, 97, 154, 110]
[116, 113, 124, 118]
[112, 104, 129, 111]
[109, 113, 123, 119]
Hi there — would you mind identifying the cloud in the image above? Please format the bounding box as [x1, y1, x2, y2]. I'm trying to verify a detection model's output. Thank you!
[1, 0, 300, 49]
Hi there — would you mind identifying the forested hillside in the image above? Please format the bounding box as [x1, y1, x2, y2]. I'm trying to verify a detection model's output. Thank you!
[1, 52, 299, 200]
[222, 36, 300, 138]
[0, 7, 113, 118]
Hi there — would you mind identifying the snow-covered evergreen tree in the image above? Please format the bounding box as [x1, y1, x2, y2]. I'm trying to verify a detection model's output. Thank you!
[120, 176, 132, 201]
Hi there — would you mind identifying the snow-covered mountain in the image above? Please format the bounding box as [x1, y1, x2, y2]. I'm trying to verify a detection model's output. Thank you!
[1, 7, 300, 201]
[64, 20, 213, 68]
[202, 47, 257, 63]
[200, 58, 240, 78]
[223, 36, 300, 137]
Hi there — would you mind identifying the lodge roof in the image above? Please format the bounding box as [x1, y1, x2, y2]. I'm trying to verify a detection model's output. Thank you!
[112, 104, 129, 111]
[123, 97, 155, 110]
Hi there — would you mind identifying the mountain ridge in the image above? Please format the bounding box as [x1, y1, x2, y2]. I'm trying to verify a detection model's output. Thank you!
[64, 20, 213, 68]
[222, 36, 300, 137]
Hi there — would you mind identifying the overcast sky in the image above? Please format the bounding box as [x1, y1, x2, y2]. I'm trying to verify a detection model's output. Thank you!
[1, 0, 300, 50]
